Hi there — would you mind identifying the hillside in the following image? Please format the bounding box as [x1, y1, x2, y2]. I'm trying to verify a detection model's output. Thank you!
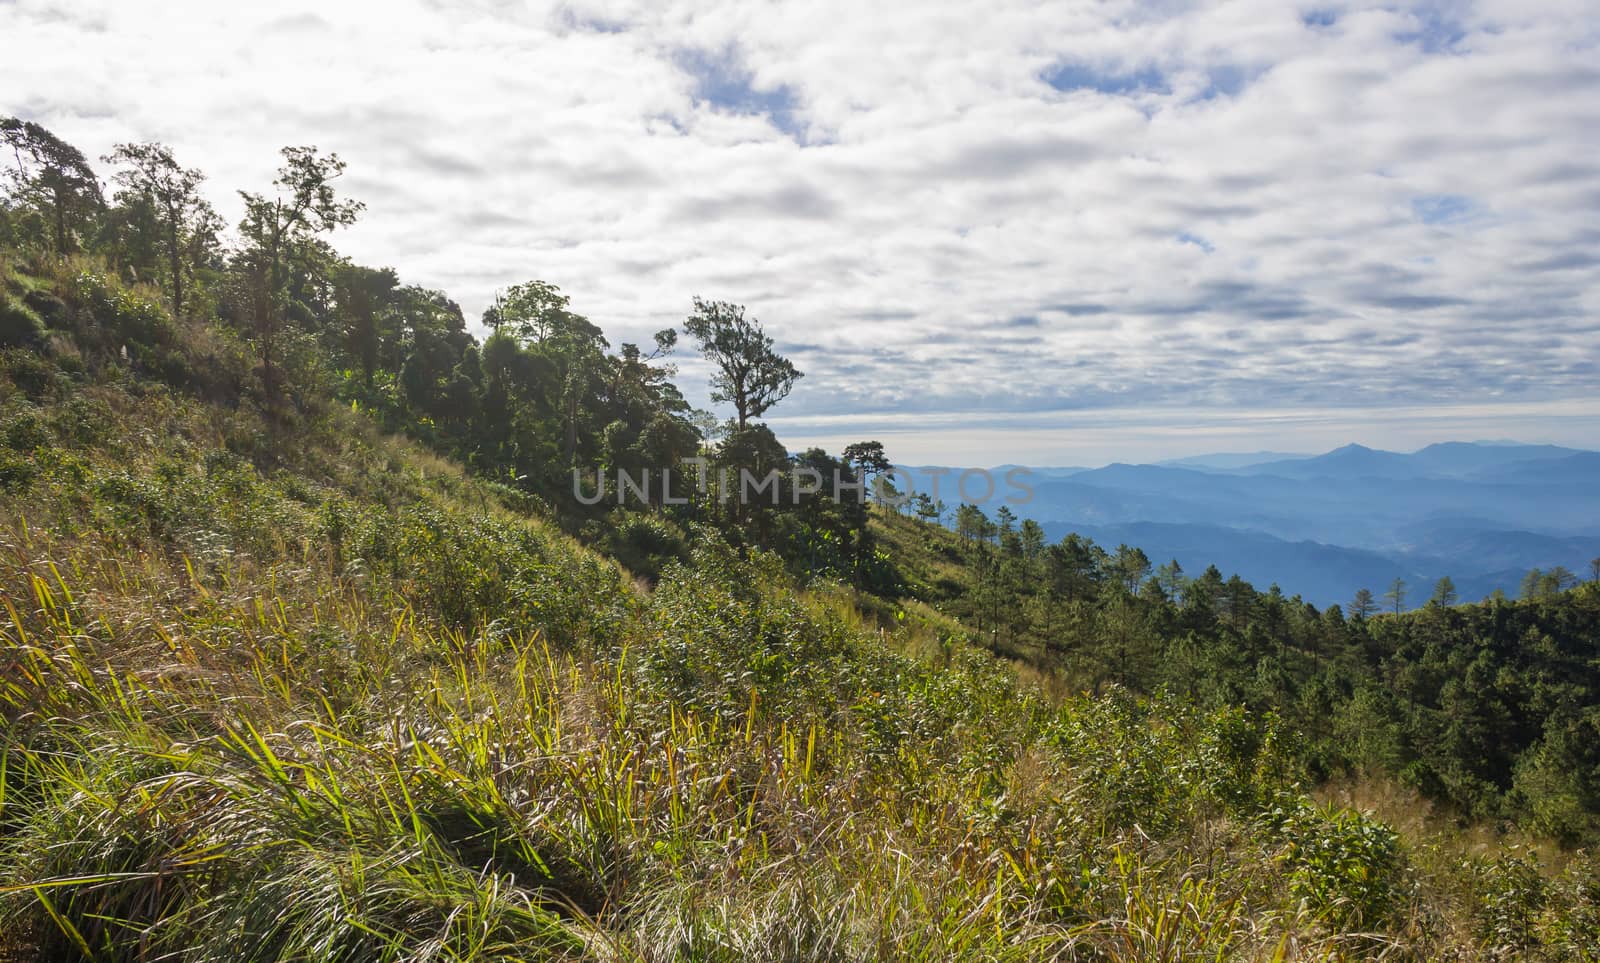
[3, 132, 1600, 959]
[0, 256, 1465, 960]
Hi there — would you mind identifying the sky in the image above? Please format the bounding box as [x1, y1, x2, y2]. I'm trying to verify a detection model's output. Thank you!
[3, 0, 1597, 465]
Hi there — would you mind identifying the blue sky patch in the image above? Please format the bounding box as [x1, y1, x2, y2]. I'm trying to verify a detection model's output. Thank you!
[1042, 62, 1166, 95]
[1411, 194, 1476, 225]
[1395, 6, 1467, 54]
[675, 46, 804, 140]
[1196, 64, 1259, 101]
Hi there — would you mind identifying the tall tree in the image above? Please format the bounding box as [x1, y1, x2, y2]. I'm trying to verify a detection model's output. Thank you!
[1155, 558, 1185, 603]
[334, 264, 400, 387]
[490, 280, 608, 470]
[103, 142, 219, 317]
[237, 146, 363, 389]
[1430, 576, 1458, 608]
[842, 441, 891, 508]
[1350, 587, 1377, 619]
[1384, 577, 1408, 614]
[682, 297, 801, 430]
[1, 117, 103, 256]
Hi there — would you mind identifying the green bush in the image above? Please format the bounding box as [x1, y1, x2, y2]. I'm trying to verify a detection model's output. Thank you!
[1260, 794, 1406, 928]
[0, 450, 34, 490]
[0, 347, 61, 399]
[601, 511, 688, 580]
[0, 291, 46, 347]
[1, 406, 49, 451]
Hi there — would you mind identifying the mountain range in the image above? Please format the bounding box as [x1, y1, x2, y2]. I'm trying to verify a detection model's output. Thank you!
[904, 442, 1600, 608]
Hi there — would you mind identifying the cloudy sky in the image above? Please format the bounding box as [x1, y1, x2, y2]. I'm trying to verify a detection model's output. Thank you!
[3, 0, 1597, 464]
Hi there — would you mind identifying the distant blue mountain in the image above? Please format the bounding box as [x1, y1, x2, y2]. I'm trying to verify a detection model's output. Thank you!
[1157, 451, 1308, 471]
[1035, 520, 1422, 607]
[1238, 441, 1590, 480]
[1465, 451, 1600, 487]
[1409, 441, 1588, 476]
[1242, 443, 1420, 479]
[903, 441, 1600, 609]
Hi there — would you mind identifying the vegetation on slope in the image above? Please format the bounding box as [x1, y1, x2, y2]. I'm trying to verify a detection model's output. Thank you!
[4, 322, 1596, 959]
[1, 121, 1599, 960]
[875, 503, 1600, 846]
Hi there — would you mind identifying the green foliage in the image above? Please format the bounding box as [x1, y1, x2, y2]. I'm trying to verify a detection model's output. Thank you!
[1, 120, 1597, 960]
[598, 511, 688, 581]
[1259, 795, 1406, 928]
[0, 290, 45, 347]
[875, 508, 1600, 847]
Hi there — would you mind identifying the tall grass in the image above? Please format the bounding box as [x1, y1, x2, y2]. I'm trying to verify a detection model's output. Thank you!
[2, 302, 1597, 960]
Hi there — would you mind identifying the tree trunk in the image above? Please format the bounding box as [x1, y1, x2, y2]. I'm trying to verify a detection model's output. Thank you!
[168, 218, 184, 318]
[53, 194, 67, 257]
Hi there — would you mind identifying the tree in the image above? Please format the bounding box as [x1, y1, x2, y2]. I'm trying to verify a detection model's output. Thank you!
[103, 142, 220, 317]
[1018, 519, 1046, 562]
[492, 281, 608, 470]
[1519, 567, 1574, 599]
[334, 264, 400, 387]
[489, 280, 603, 348]
[1155, 559, 1185, 603]
[1112, 544, 1151, 596]
[237, 147, 363, 389]
[1429, 576, 1458, 608]
[1384, 577, 1408, 614]
[842, 441, 891, 502]
[1591, 558, 1600, 583]
[682, 297, 801, 430]
[1350, 588, 1377, 619]
[1, 116, 103, 256]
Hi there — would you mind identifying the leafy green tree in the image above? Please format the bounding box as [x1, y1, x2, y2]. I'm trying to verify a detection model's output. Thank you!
[490, 280, 609, 470]
[1, 116, 103, 256]
[682, 297, 802, 430]
[333, 264, 400, 388]
[236, 147, 363, 389]
[842, 441, 890, 504]
[490, 280, 599, 348]
[103, 142, 220, 317]
[1350, 588, 1377, 619]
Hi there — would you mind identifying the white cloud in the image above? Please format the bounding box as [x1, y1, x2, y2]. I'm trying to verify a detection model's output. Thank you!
[2, 0, 1595, 462]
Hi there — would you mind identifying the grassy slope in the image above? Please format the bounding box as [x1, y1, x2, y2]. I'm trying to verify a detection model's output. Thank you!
[2, 261, 1598, 960]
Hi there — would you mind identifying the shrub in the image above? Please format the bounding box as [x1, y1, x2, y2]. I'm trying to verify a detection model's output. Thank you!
[0, 451, 34, 491]
[1, 406, 49, 451]
[602, 511, 688, 581]
[0, 347, 61, 399]
[0, 291, 46, 348]
[1260, 794, 1406, 928]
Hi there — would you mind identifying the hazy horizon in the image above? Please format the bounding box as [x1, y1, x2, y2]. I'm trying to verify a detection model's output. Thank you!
[770, 399, 1600, 467]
